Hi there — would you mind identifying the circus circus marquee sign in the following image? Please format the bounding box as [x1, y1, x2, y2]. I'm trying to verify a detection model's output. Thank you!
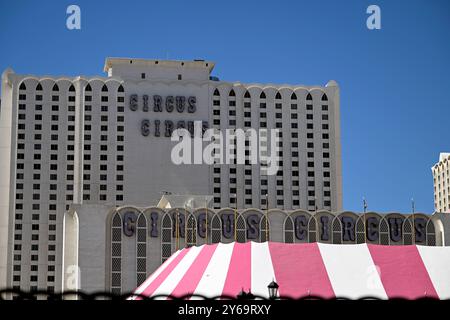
[111, 208, 439, 246]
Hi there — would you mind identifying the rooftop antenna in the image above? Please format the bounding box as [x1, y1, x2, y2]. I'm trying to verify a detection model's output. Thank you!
[363, 197, 368, 213]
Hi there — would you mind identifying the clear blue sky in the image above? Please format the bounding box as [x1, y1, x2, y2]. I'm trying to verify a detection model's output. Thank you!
[1, 0, 449, 214]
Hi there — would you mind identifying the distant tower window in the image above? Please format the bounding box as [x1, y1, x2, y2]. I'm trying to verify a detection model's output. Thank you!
[178, 74, 182, 80]
[141, 73, 146, 79]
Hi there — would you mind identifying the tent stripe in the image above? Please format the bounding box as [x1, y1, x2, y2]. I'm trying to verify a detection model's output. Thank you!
[416, 246, 450, 299]
[169, 243, 219, 298]
[221, 242, 252, 297]
[251, 242, 276, 298]
[368, 244, 438, 299]
[192, 242, 235, 298]
[133, 242, 450, 300]
[318, 243, 388, 299]
[151, 245, 204, 298]
[268, 242, 334, 299]
[132, 248, 182, 299]
[138, 246, 192, 298]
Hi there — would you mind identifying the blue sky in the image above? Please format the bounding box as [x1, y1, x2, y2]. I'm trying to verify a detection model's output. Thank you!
[1, 0, 449, 214]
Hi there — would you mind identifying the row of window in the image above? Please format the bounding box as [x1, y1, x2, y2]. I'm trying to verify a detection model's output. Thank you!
[213, 88, 329, 101]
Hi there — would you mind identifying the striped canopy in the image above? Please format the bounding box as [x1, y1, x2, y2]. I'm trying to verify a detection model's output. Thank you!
[132, 242, 450, 299]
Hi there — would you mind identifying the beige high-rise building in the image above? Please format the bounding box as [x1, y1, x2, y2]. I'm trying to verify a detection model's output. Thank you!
[433, 153, 450, 213]
[0, 57, 342, 293]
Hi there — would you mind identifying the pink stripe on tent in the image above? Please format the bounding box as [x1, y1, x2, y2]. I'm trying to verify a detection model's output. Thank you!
[269, 242, 335, 299]
[169, 244, 219, 298]
[368, 245, 438, 299]
[138, 247, 192, 298]
[221, 242, 251, 297]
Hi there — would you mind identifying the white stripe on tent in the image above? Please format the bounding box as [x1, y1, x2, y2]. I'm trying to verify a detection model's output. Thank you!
[192, 242, 235, 299]
[417, 245, 450, 299]
[251, 242, 276, 298]
[131, 248, 183, 299]
[318, 243, 388, 299]
[151, 245, 204, 299]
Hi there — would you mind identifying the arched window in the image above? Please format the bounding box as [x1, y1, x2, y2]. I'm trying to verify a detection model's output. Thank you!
[85, 84, 92, 92]
[291, 92, 297, 100]
[426, 219, 436, 246]
[69, 84, 75, 92]
[260, 91, 266, 99]
[244, 91, 251, 98]
[136, 214, 147, 287]
[102, 84, 108, 92]
[306, 93, 313, 101]
[211, 214, 221, 243]
[275, 92, 281, 99]
[52, 83, 59, 92]
[36, 83, 43, 91]
[380, 218, 389, 245]
[118, 85, 124, 92]
[356, 216, 365, 244]
[322, 93, 328, 101]
[161, 214, 172, 263]
[111, 213, 122, 294]
[403, 217, 413, 245]
[260, 215, 270, 242]
[19, 82, 26, 90]
[284, 216, 294, 243]
[213, 88, 220, 96]
[236, 215, 246, 243]
[229, 89, 235, 97]
[186, 214, 197, 247]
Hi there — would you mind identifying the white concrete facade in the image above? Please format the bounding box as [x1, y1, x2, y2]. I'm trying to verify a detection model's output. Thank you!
[433, 153, 450, 213]
[0, 57, 342, 293]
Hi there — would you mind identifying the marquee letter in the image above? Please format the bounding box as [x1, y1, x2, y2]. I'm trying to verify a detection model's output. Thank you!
[366, 217, 379, 242]
[141, 119, 150, 136]
[246, 214, 260, 240]
[188, 96, 196, 113]
[176, 96, 185, 113]
[320, 216, 330, 241]
[143, 94, 149, 112]
[414, 218, 426, 243]
[388, 217, 403, 243]
[172, 212, 185, 238]
[165, 120, 174, 137]
[221, 214, 235, 239]
[166, 95, 174, 112]
[123, 212, 137, 237]
[153, 95, 162, 112]
[129, 94, 138, 111]
[154, 119, 161, 137]
[341, 216, 356, 242]
[294, 215, 307, 241]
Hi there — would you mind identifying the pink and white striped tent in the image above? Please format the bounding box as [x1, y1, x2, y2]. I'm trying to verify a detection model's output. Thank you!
[132, 242, 450, 299]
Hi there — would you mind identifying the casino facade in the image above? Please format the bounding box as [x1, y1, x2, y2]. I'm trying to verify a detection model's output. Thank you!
[0, 57, 449, 296]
